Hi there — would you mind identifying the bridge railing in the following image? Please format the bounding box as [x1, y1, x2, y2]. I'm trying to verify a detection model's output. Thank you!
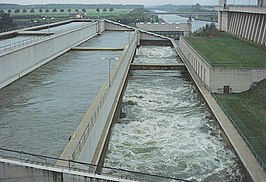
[71, 29, 138, 162]
[0, 147, 191, 182]
[0, 22, 96, 55]
[212, 94, 266, 173]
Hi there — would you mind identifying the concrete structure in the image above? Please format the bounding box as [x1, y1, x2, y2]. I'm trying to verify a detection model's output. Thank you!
[136, 23, 191, 38]
[179, 37, 266, 93]
[216, 0, 266, 45]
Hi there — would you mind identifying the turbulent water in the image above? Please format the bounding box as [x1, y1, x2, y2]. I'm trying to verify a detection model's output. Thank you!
[104, 46, 244, 181]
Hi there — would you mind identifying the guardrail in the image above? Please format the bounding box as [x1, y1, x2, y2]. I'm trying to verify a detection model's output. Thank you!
[71, 30, 138, 162]
[212, 94, 266, 173]
[0, 22, 95, 55]
[0, 147, 191, 182]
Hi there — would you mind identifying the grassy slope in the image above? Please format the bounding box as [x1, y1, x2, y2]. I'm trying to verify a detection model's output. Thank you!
[215, 79, 266, 164]
[185, 32, 266, 67]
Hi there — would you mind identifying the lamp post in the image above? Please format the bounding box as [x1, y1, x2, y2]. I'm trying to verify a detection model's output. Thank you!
[101, 57, 118, 86]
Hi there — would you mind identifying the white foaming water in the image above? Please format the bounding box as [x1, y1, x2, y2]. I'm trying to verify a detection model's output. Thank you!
[104, 47, 245, 181]
[134, 46, 182, 64]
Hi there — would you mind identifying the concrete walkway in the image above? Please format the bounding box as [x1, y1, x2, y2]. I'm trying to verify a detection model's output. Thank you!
[173, 42, 266, 182]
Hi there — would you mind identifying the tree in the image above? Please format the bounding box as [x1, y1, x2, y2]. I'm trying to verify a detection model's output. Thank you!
[109, 7, 114, 12]
[22, 9, 27, 13]
[39, 9, 43, 13]
[30, 8, 35, 13]
[60, 9, 64, 12]
[8, 9, 12, 13]
[96, 8, 100, 13]
[68, 8, 71, 12]
[15, 9, 20, 13]
[45, 9, 49, 12]
[82, 8, 86, 12]
[75, 9, 79, 12]
[103, 8, 107, 12]
[0, 11, 16, 29]
[52, 9, 57, 12]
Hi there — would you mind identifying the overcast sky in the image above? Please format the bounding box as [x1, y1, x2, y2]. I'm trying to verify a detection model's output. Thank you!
[1, 0, 257, 6]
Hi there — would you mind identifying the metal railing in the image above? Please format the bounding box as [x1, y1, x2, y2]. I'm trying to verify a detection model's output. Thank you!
[0, 147, 190, 182]
[0, 22, 95, 55]
[212, 94, 265, 172]
[71, 30, 138, 161]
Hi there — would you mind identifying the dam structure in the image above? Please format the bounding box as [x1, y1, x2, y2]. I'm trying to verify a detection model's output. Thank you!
[0, 18, 265, 181]
[216, 0, 266, 45]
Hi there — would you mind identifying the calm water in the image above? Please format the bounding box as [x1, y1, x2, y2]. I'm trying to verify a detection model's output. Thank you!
[0, 31, 129, 157]
[155, 10, 213, 32]
[104, 46, 245, 181]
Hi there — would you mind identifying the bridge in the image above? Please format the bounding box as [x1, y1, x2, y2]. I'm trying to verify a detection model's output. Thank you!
[0, 17, 266, 182]
[146, 11, 217, 16]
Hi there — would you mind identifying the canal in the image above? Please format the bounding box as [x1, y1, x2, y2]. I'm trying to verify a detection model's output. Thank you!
[0, 31, 128, 158]
[104, 46, 246, 181]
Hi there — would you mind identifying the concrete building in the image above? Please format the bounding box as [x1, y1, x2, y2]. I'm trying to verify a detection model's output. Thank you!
[216, 0, 266, 45]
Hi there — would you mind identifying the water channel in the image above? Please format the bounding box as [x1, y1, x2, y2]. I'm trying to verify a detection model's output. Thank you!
[0, 31, 127, 158]
[104, 46, 246, 181]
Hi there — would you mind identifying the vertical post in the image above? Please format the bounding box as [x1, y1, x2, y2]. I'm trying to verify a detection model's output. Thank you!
[109, 59, 111, 86]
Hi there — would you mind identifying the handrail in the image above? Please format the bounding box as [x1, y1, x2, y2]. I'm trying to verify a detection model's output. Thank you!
[0, 147, 191, 182]
[212, 94, 265, 172]
[71, 30, 138, 161]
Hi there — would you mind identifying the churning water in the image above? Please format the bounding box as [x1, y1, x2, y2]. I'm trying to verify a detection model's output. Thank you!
[104, 46, 245, 181]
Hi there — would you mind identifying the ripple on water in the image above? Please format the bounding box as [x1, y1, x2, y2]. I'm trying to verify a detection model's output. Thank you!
[105, 47, 245, 181]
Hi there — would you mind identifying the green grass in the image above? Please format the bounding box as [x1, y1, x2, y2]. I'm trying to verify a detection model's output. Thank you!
[214, 79, 266, 166]
[185, 32, 266, 67]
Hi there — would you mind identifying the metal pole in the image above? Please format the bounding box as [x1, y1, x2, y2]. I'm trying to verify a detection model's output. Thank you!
[109, 59, 111, 86]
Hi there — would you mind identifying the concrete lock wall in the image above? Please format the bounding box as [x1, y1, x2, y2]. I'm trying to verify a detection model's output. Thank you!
[179, 37, 212, 89]
[58, 31, 138, 166]
[104, 20, 134, 31]
[0, 23, 98, 90]
[179, 36, 266, 93]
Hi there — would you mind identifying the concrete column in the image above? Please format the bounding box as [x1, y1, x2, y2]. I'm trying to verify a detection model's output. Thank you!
[218, 11, 223, 30]
[260, 18, 266, 44]
[219, 11, 229, 32]
[257, 15, 264, 43]
[241, 14, 248, 38]
[253, 14, 261, 42]
[233, 13, 239, 34]
[229, 13, 235, 33]
[248, 14, 255, 40]
[237, 14, 244, 36]
[235, 13, 242, 35]
[244, 14, 252, 39]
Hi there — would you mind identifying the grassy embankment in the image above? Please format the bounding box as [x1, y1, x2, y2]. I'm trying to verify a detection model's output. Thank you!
[185, 31, 266, 67]
[186, 31, 266, 166]
[214, 79, 266, 166]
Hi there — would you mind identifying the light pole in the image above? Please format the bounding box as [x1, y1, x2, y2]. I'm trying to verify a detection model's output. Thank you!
[101, 57, 118, 86]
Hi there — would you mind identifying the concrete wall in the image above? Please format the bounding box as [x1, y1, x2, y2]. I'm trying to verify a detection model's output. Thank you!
[0, 159, 126, 182]
[104, 20, 134, 31]
[179, 37, 212, 89]
[179, 36, 266, 93]
[0, 23, 98, 90]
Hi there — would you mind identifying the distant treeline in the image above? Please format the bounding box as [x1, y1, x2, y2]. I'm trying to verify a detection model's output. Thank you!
[0, 3, 144, 10]
[150, 4, 215, 12]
